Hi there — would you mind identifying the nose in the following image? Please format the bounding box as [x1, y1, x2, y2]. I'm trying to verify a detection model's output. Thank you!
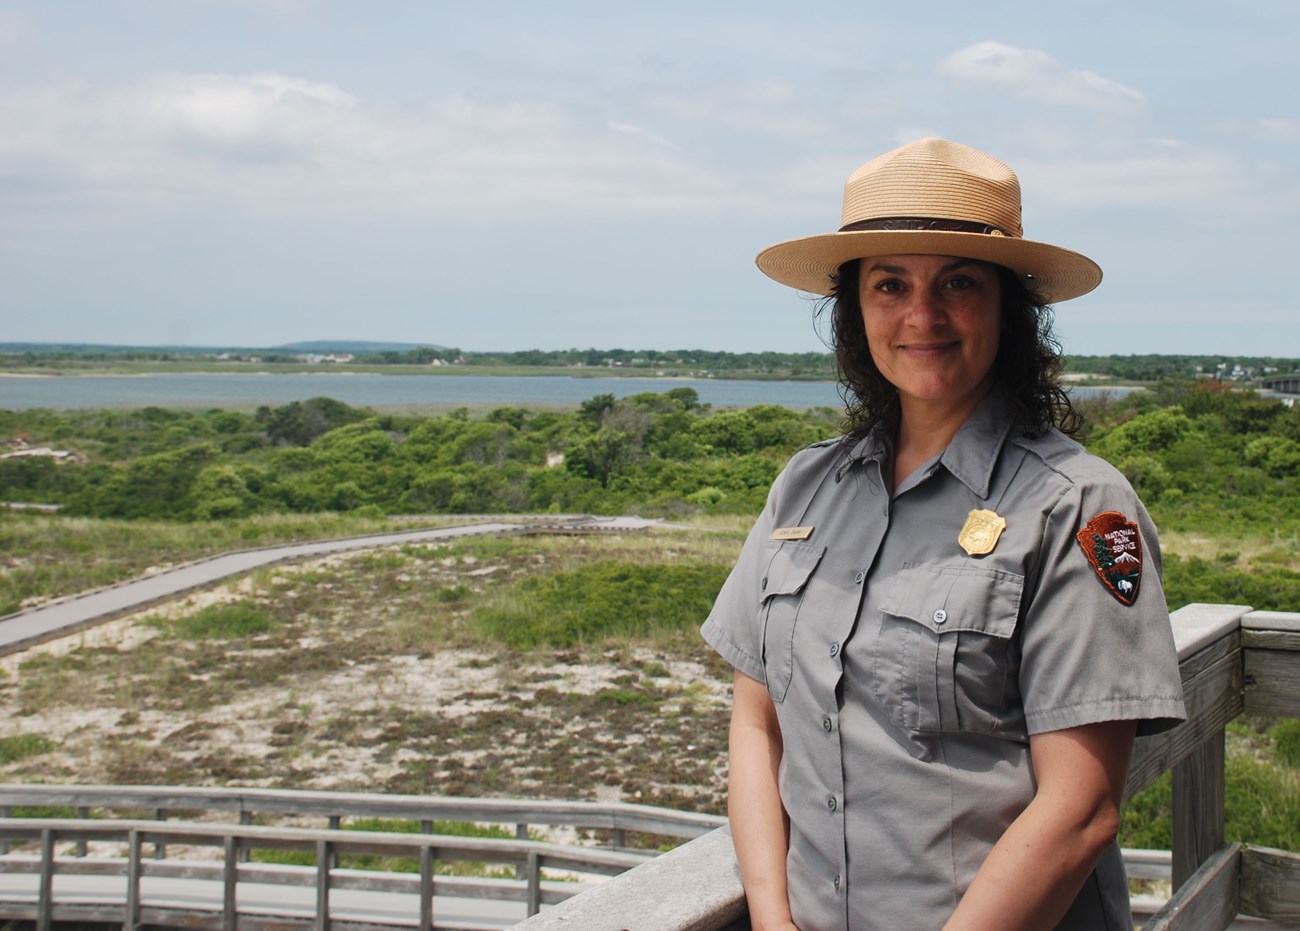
[904, 287, 949, 328]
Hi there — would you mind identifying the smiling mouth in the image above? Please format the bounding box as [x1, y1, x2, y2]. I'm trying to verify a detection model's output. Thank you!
[901, 341, 960, 353]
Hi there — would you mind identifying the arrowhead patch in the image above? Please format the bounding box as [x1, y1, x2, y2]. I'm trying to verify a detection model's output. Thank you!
[1075, 511, 1143, 606]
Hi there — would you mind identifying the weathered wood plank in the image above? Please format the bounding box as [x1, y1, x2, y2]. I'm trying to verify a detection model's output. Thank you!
[1142, 843, 1241, 931]
[1173, 734, 1225, 888]
[1176, 630, 1240, 684]
[1243, 610, 1300, 634]
[1126, 648, 1242, 801]
[1242, 630, 1300, 652]
[512, 826, 746, 931]
[1240, 846, 1300, 924]
[0, 784, 725, 840]
[1243, 649, 1300, 717]
[1169, 604, 1252, 660]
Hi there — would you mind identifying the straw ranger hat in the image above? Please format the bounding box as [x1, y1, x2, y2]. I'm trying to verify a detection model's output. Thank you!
[756, 137, 1101, 304]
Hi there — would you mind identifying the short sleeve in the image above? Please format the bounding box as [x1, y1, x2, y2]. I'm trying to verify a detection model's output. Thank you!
[700, 467, 785, 684]
[1017, 467, 1186, 737]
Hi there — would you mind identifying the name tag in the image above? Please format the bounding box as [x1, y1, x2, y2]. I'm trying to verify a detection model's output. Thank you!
[771, 525, 815, 541]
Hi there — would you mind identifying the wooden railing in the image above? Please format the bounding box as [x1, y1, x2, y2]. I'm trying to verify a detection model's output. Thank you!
[0, 787, 723, 929]
[512, 604, 1300, 930]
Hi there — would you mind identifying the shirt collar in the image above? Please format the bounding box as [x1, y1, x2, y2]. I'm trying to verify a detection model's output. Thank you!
[844, 387, 1017, 500]
[937, 387, 1017, 500]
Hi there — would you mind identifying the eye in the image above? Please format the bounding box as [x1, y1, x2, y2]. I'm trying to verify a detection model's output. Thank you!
[873, 277, 906, 293]
[944, 275, 977, 291]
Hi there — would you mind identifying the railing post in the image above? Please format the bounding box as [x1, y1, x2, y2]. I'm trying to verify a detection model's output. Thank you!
[37, 827, 53, 931]
[527, 851, 542, 917]
[315, 839, 331, 931]
[154, 807, 167, 860]
[239, 809, 253, 861]
[125, 827, 143, 931]
[1172, 727, 1227, 888]
[2, 804, 11, 855]
[420, 844, 435, 931]
[77, 806, 89, 857]
[223, 834, 238, 931]
[328, 815, 341, 869]
[516, 822, 529, 879]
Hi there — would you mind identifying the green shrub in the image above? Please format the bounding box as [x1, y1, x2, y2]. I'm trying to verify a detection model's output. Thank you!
[170, 601, 278, 639]
[474, 561, 730, 648]
[0, 733, 56, 763]
[1273, 719, 1300, 769]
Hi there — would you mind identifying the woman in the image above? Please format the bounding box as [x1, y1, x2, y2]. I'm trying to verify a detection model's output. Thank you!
[701, 138, 1186, 930]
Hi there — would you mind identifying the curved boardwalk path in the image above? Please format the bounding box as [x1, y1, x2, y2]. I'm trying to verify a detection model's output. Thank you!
[0, 515, 661, 658]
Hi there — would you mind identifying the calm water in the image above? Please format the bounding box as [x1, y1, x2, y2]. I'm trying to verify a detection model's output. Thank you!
[0, 373, 847, 410]
[0, 372, 1138, 412]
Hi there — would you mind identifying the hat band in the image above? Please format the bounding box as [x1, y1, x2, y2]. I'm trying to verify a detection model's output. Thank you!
[839, 216, 1010, 237]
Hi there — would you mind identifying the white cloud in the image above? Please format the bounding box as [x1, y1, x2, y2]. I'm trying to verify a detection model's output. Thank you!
[939, 41, 1146, 113]
[0, 72, 738, 218]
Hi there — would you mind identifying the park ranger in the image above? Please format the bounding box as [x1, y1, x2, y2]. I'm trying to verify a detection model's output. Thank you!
[703, 138, 1185, 930]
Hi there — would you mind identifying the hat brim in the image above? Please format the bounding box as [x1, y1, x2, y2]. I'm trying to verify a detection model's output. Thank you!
[756, 230, 1101, 304]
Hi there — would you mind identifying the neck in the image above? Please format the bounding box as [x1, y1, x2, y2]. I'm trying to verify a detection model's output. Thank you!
[890, 391, 990, 490]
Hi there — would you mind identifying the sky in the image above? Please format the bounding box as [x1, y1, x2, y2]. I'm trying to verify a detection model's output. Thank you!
[1, 1, 1298, 356]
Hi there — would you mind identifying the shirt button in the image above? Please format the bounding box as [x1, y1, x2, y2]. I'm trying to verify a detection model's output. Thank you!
[828, 642, 840, 657]
[933, 609, 948, 625]
[760, 576, 768, 590]
[834, 874, 841, 891]
[827, 796, 837, 812]
[822, 715, 833, 732]
[853, 570, 864, 584]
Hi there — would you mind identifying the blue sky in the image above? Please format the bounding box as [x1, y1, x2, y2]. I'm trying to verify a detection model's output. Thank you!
[2, 1, 1297, 355]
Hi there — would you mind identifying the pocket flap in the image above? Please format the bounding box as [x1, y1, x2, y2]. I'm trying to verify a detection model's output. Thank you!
[760, 541, 826, 600]
[879, 563, 1023, 637]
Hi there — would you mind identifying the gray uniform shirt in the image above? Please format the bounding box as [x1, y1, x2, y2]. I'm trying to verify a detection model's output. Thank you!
[702, 390, 1186, 931]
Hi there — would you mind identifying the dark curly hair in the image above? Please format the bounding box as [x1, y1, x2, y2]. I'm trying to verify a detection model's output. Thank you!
[822, 260, 1080, 440]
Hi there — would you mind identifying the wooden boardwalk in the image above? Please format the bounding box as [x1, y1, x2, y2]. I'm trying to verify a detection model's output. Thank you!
[0, 515, 661, 657]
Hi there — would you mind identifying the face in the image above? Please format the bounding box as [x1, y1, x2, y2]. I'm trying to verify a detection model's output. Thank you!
[858, 254, 1002, 419]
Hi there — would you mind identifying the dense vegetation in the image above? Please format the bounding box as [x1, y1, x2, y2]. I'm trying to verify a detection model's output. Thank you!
[5, 378, 1300, 614]
[0, 389, 842, 521]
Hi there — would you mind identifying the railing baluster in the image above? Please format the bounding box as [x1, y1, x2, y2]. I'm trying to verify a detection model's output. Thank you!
[76, 806, 89, 857]
[527, 850, 541, 917]
[154, 807, 167, 860]
[125, 828, 142, 931]
[37, 827, 53, 931]
[1173, 727, 1227, 888]
[328, 815, 341, 869]
[315, 838, 331, 931]
[420, 843, 435, 931]
[223, 834, 238, 931]
[239, 809, 252, 861]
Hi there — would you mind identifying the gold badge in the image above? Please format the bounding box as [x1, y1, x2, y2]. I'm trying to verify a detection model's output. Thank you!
[771, 525, 815, 541]
[958, 509, 1006, 556]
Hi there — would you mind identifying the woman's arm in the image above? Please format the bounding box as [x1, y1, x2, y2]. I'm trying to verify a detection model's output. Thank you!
[728, 669, 799, 931]
[942, 718, 1137, 931]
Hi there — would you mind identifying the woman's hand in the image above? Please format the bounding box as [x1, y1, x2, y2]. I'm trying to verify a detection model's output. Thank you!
[728, 670, 797, 931]
[942, 718, 1137, 931]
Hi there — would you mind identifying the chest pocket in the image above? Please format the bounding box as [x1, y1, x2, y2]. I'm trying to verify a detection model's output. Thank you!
[873, 563, 1026, 735]
[759, 541, 825, 702]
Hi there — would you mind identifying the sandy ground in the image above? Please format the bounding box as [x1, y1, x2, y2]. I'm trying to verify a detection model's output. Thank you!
[0, 542, 734, 822]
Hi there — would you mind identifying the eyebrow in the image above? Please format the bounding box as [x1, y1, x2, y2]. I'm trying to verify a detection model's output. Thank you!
[865, 258, 981, 275]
